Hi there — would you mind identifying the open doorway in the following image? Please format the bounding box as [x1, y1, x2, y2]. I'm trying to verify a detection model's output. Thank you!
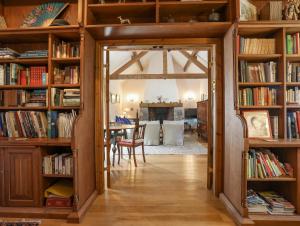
[95, 40, 223, 195]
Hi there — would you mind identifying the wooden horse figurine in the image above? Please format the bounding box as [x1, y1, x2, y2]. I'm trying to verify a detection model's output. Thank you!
[117, 16, 131, 24]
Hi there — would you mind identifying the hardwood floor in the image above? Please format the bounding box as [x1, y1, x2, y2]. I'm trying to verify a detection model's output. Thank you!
[26, 155, 235, 226]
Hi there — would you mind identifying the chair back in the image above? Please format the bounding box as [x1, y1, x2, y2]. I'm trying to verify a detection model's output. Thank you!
[132, 124, 146, 144]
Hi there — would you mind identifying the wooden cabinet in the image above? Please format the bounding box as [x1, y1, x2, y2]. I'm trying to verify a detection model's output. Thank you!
[3, 147, 41, 207]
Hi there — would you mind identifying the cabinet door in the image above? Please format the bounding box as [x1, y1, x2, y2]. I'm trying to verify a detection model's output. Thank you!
[4, 147, 41, 207]
[0, 148, 4, 206]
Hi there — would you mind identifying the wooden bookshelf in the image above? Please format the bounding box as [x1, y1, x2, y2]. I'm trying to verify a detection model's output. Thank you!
[85, 0, 232, 39]
[222, 20, 300, 226]
[0, 0, 97, 223]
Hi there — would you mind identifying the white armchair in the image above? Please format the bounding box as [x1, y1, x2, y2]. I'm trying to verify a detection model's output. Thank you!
[140, 120, 160, 146]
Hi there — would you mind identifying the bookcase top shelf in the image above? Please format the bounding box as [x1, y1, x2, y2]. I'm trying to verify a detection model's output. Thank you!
[0, 58, 48, 64]
[246, 138, 300, 148]
[238, 82, 283, 87]
[0, 137, 72, 147]
[247, 176, 297, 182]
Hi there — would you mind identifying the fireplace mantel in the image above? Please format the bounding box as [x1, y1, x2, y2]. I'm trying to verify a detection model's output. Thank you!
[140, 102, 183, 108]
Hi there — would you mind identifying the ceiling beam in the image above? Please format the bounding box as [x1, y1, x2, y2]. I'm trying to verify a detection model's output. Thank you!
[180, 50, 208, 73]
[132, 51, 144, 72]
[183, 50, 198, 72]
[110, 73, 208, 80]
[163, 50, 167, 74]
[111, 51, 148, 77]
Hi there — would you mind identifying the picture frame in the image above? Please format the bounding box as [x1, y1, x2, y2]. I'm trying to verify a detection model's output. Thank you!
[240, 0, 257, 21]
[116, 94, 120, 103]
[242, 110, 273, 139]
[110, 93, 117, 104]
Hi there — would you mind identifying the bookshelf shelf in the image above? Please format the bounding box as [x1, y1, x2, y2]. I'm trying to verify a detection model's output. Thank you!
[238, 54, 282, 60]
[0, 85, 48, 89]
[286, 55, 300, 61]
[51, 58, 81, 64]
[0, 106, 47, 110]
[239, 105, 283, 109]
[0, 58, 48, 64]
[286, 83, 300, 87]
[238, 82, 283, 87]
[51, 106, 81, 110]
[50, 84, 80, 88]
[43, 174, 73, 178]
[247, 177, 297, 182]
[286, 105, 300, 109]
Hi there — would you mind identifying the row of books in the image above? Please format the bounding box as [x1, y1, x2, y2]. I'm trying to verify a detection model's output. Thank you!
[0, 64, 47, 86]
[239, 61, 277, 83]
[239, 37, 276, 54]
[43, 153, 73, 176]
[48, 110, 77, 138]
[51, 88, 80, 107]
[286, 87, 300, 105]
[247, 190, 295, 215]
[53, 66, 80, 84]
[0, 89, 47, 107]
[0, 111, 48, 138]
[53, 40, 80, 58]
[247, 149, 293, 179]
[286, 33, 300, 54]
[287, 62, 300, 82]
[0, 110, 77, 138]
[287, 111, 300, 139]
[239, 87, 277, 106]
[0, 48, 48, 59]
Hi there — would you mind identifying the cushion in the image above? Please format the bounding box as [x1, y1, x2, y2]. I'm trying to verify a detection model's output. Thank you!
[162, 121, 184, 146]
[143, 121, 160, 146]
[119, 139, 144, 145]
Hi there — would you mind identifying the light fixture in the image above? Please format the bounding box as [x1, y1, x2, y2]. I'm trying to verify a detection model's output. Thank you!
[184, 91, 196, 101]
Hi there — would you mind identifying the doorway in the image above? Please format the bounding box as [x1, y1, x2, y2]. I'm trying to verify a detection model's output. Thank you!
[95, 39, 224, 196]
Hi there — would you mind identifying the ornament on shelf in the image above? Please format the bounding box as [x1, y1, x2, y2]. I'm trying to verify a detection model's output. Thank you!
[118, 16, 131, 24]
[118, 0, 126, 3]
[99, 0, 105, 4]
[167, 14, 175, 23]
[188, 17, 198, 23]
[208, 9, 221, 22]
[0, 15, 7, 29]
[284, 0, 300, 20]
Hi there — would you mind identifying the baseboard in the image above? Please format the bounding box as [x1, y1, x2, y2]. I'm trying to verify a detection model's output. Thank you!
[219, 193, 254, 226]
[67, 190, 98, 223]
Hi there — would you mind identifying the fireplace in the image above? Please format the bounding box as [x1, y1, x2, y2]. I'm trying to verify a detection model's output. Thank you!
[149, 107, 174, 124]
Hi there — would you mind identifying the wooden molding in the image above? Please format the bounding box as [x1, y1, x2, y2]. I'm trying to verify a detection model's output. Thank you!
[110, 73, 207, 80]
[180, 50, 208, 73]
[111, 51, 148, 77]
[132, 51, 144, 72]
[140, 102, 183, 108]
[163, 50, 167, 74]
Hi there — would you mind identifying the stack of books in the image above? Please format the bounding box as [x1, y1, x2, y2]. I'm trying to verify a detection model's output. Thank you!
[286, 87, 300, 105]
[287, 111, 300, 139]
[53, 40, 80, 58]
[57, 111, 77, 138]
[0, 111, 48, 138]
[239, 61, 277, 82]
[0, 48, 19, 59]
[51, 88, 80, 107]
[286, 33, 300, 54]
[259, 191, 295, 215]
[247, 149, 293, 179]
[43, 153, 73, 176]
[53, 66, 80, 84]
[0, 64, 47, 86]
[270, 116, 279, 139]
[239, 87, 277, 106]
[19, 50, 48, 58]
[0, 89, 47, 107]
[239, 37, 276, 54]
[247, 189, 269, 214]
[45, 180, 73, 208]
[47, 110, 77, 138]
[287, 62, 300, 82]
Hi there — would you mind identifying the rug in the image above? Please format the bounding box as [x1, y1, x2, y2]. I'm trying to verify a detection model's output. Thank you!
[111, 133, 207, 155]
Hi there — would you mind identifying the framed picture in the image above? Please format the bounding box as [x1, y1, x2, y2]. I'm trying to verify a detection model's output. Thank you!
[240, 0, 257, 21]
[243, 110, 272, 139]
[116, 94, 120, 103]
[110, 93, 117, 104]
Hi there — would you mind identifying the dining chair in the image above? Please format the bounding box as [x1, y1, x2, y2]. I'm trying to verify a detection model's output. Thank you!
[116, 124, 146, 167]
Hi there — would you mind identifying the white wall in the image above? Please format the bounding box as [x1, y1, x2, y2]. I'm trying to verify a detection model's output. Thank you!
[109, 80, 123, 121]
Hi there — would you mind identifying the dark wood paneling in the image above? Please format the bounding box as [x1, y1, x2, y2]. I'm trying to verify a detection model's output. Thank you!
[0, 149, 4, 206]
[4, 147, 41, 207]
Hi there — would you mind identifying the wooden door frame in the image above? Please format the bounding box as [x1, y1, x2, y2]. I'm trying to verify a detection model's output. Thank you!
[95, 38, 224, 196]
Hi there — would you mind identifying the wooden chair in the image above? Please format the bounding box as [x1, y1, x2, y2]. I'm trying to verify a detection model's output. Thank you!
[116, 124, 146, 167]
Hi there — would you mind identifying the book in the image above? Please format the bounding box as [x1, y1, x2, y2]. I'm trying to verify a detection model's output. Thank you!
[287, 111, 300, 139]
[240, 37, 276, 54]
[53, 66, 79, 84]
[286, 87, 300, 105]
[0, 111, 47, 138]
[247, 149, 293, 179]
[240, 0, 257, 21]
[239, 87, 277, 106]
[286, 33, 300, 54]
[43, 153, 73, 176]
[239, 61, 277, 82]
[247, 189, 268, 214]
[53, 40, 80, 58]
[260, 1, 283, 21]
[51, 88, 80, 107]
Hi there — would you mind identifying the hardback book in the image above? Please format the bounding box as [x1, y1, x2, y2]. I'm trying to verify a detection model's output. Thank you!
[46, 196, 72, 208]
[260, 1, 283, 20]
